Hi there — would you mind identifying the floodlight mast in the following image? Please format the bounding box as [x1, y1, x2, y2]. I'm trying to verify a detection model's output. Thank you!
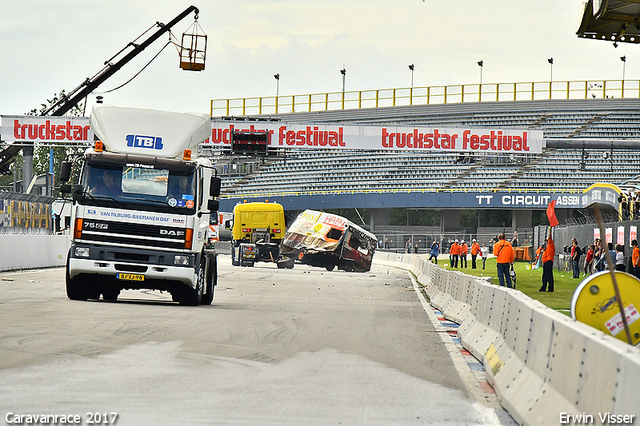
[45, 5, 200, 117]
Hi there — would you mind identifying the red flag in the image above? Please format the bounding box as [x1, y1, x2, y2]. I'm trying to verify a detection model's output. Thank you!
[547, 200, 559, 227]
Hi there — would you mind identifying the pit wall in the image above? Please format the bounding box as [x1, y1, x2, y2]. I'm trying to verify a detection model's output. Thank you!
[374, 252, 640, 426]
[0, 234, 70, 272]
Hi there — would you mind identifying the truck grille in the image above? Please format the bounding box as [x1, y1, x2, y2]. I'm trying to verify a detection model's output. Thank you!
[81, 219, 186, 250]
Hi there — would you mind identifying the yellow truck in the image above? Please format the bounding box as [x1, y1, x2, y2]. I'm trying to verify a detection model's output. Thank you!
[226, 202, 293, 268]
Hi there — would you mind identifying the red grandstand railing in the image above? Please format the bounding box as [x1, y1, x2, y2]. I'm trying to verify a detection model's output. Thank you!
[210, 79, 640, 117]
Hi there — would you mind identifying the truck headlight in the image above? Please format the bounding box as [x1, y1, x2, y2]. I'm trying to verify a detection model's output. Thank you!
[74, 247, 90, 258]
[174, 255, 190, 266]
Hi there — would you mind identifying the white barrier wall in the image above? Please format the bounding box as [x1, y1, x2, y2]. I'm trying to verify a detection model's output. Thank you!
[374, 252, 640, 426]
[0, 234, 70, 272]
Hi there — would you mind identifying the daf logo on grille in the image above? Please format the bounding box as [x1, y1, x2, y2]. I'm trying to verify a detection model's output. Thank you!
[160, 229, 185, 237]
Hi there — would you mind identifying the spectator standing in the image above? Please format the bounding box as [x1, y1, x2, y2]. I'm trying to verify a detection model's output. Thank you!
[632, 239, 640, 279]
[405, 239, 412, 254]
[493, 233, 515, 288]
[583, 244, 595, 276]
[620, 193, 630, 220]
[450, 239, 460, 268]
[460, 240, 468, 268]
[539, 228, 555, 292]
[480, 244, 489, 270]
[470, 239, 480, 269]
[594, 239, 605, 272]
[511, 232, 519, 247]
[571, 238, 582, 279]
[615, 244, 626, 272]
[429, 241, 440, 264]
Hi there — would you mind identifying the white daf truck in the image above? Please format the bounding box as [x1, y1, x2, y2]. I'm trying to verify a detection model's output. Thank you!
[59, 105, 221, 305]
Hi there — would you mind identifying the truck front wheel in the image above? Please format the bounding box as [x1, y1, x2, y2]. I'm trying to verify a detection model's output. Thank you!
[179, 256, 205, 306]
[66, 256, 88, 301]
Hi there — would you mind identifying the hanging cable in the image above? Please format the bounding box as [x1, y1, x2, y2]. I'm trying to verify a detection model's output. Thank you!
[94, 40, 172, 94]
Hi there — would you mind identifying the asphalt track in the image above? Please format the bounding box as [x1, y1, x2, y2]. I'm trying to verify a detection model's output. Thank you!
[0, 256, 516, 425]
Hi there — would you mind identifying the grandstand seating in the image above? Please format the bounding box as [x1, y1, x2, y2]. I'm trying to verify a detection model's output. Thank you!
[212, 99, 640, 197]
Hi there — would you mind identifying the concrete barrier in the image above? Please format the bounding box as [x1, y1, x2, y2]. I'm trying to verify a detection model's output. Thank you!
[0, 234, 70, 272]
[374, 252, 640, 426]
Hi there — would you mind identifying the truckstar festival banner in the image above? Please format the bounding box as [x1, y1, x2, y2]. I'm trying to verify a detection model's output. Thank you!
[1, 115, 545, 154]
[208, 120, 545, 154]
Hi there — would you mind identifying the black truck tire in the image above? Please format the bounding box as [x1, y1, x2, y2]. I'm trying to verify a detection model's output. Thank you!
[66, 255, 88, 301]
[201, 256, 216, 305]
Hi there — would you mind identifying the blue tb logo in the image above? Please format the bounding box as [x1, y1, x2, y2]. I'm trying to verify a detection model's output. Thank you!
[126, 135, 164, 150]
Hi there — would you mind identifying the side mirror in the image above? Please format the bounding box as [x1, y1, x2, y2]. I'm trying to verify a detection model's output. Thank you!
[60, 184, 72, 195]
[60, 161, 72, 183]
[210, 176, 221, 198]
[71, 184, 83, 202]
[207, 199, 219, 212]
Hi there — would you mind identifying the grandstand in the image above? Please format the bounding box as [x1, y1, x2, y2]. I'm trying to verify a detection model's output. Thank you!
[213, 98, 640, 196]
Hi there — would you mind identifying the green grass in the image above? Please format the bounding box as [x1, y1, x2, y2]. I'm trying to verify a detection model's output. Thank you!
[441, 257, 582, 314]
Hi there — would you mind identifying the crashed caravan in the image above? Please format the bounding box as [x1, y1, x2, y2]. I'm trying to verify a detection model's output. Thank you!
[280, 210, 377, 272]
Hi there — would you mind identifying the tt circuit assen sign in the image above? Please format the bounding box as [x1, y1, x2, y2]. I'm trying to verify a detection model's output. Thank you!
[208, 121, 545, 154]
[1, 115, 544, 154]
[220, 183, 623, 212]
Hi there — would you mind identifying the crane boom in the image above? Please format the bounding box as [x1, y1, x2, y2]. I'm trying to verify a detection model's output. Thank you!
[46, 5, 199, 117]
[0, 6, 200, 175]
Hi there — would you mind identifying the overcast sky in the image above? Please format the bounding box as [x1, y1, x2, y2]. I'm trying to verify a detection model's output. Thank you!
[0, 0, 635, 117]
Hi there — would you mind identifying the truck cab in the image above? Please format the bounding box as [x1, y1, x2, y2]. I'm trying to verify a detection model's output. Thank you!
[227, 201, 292, 268]
[60, 105, 221, 305]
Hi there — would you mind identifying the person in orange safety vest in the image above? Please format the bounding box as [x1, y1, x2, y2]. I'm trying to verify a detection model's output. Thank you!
[449, 239, 460, 268]
[539, 228, 555, 292]
[470, 239, 480, 269]
[493, 233, 515, 288]
[460, 240, 469, 268]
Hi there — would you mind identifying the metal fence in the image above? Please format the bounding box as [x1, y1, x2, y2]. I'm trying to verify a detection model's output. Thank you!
[375, 231, 531, 254]
[211, 79, 640, 117]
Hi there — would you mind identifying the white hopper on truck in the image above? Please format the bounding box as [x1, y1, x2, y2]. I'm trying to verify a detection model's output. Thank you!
[59, 105, 221, 305]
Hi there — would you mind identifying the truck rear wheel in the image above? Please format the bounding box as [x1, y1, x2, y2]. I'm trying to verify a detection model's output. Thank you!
[201, 256, 216, 305]
[102, 288, 120, 302]
[231, 246, 240, 266]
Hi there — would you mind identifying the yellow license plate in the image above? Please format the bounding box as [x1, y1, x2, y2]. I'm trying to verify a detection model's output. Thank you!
[116, 273, 145, 281]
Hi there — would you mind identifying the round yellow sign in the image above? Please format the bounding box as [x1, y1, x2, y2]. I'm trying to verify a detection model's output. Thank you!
[571, 271, 640, 346]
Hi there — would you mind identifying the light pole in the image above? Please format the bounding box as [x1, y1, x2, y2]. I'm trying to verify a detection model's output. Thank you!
[621, 55, 627, 97]
[409, 64, 415, 105]
[274, 73, 280, 113]
[408, 64, 414, 88]
[548, 58, 554, 99]
[340, 67, 346, 109]
[477, 60, 483, 85]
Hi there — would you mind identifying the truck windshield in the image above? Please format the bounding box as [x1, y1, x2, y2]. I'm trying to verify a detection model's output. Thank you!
[81, 163, 196, 213]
